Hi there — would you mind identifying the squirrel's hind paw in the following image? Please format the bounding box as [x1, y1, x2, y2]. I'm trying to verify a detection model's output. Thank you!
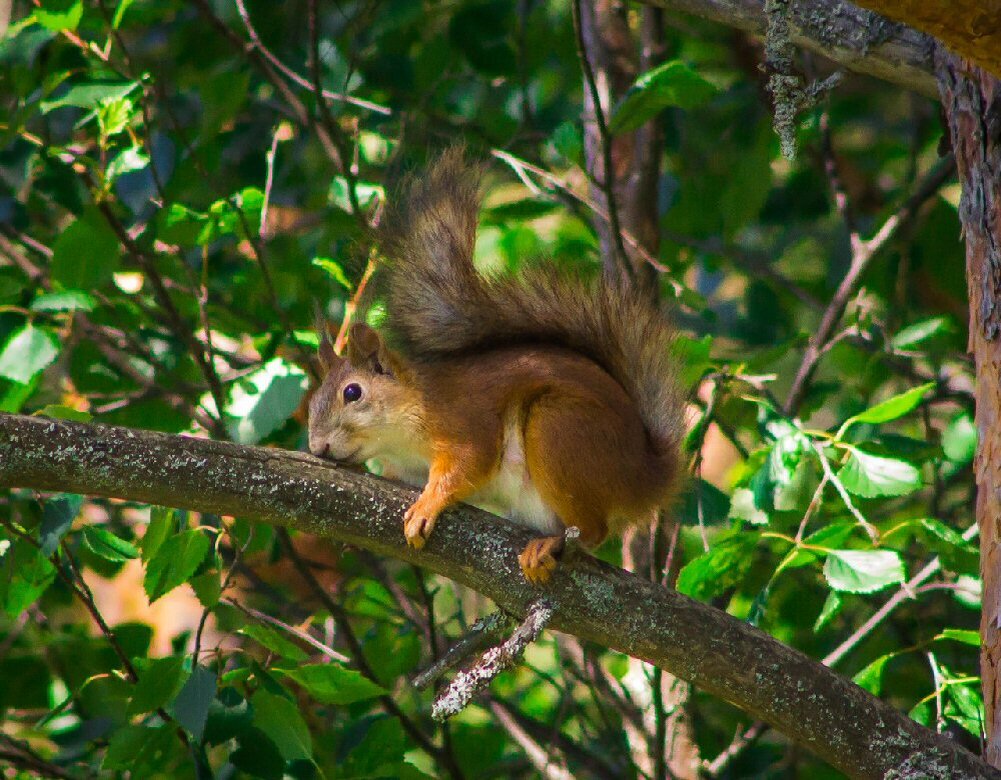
[518, 535, 564, 585]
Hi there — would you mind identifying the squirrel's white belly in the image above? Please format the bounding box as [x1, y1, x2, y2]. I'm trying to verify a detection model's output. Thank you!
[471, 417, 564, 537]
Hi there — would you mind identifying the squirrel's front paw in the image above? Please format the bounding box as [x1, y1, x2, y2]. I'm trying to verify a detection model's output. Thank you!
[519, 536, 564, 585]
[403, 503, 437, 549]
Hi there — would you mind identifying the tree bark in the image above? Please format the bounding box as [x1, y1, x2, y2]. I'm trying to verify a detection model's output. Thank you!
[0, 413, 997, 779]
[935, 50, 1001, 769]
[638, 0, 937, 96]
[852, 1, 1001, 80]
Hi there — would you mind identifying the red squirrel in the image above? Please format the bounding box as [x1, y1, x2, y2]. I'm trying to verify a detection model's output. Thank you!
[308, 150, 684, 584]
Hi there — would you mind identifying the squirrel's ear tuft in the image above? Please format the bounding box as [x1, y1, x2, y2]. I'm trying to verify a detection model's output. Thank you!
[314, 312, 339, 373]
[348, 323, 401, 377]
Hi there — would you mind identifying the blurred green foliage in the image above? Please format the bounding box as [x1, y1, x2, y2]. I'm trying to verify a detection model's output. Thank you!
[0, 0, 980, 777]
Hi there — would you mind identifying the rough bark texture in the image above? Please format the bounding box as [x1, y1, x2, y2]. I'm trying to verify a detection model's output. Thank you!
[935, 50, 1001, 768]
[0, 413, 997, 779]
[853, 1, 1001, 80]
[638, 0, 937, 96]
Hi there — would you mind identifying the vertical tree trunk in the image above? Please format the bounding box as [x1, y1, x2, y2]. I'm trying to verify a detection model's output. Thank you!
[578, 3, 699, 776]
[935, 48, 1001, 767]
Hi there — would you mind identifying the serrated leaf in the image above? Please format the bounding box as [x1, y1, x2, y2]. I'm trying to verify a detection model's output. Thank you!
[0, 325, 59, 384]
[936, 628, 980, 646]
[30, 290, 97, 312]
[610, 61, 716, 134]
[251, 690, 312, 762]
[312, 256, 353, 290]
[853, 652, 896, 695]
[823, 549, 905, 594]
[238, 623, 308, 662]
[82, 526, 139, 562]
[278, 663, 387, 705]
[97, 97, 133, 139]
[842, 382, 935, 431]
[143, 529, 210, 602]
[837, 448, 922, 498]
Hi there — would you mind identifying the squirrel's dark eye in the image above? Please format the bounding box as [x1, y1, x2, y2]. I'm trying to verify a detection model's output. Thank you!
[343, 383, 363, 403]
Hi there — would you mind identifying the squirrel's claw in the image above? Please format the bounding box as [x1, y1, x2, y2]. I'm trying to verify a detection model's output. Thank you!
[403, 502, 437, 549]
[519, 536, 564, 585]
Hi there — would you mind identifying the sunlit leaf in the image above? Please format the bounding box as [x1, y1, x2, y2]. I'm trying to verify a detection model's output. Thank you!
[837, 448, 922, 498]
[143, 529, 211, 602]
[82, 526, 140, 562]
[0, 325, 59, 384]
[823, 549, 905, 594]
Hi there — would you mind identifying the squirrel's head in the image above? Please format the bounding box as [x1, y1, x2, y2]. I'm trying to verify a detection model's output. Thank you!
[308, 322, 424, 464]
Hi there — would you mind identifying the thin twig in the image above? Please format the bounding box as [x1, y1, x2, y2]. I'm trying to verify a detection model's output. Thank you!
[432, 599, 553, 721]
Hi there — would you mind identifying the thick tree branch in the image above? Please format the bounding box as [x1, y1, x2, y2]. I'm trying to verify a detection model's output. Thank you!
[850, 1, 1001, 80]
[0, 414, 996, 779]
[637, 0, 937, 96]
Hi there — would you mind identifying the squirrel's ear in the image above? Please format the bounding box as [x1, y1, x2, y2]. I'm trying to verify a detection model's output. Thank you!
[314, 311, 339, 373]
[347, 323, 401, 377]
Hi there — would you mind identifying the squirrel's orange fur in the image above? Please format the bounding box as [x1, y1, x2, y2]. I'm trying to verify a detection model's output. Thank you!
[308, 150, 684, 584]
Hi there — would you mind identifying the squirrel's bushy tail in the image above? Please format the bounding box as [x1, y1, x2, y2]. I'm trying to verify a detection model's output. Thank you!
[381, 149, 684, 460]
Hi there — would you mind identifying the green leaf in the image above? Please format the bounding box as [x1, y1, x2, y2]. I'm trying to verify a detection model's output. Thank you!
[102, 724, 176, 772]
[32, 0, 83, 31]
[170, 664, 217, 742]
[41, 81, 136, 113]
[251, 690, 313, 762]
[50, 208, 123, 290]
[40, 494, 83, 556]
[106, 146, 150, 181]
[823, 549, 905, 594]
[329, 177, 383, 211]
[943, 412, 977, 464]
[0, 325, 59, 384]
[853, 653, 896, 695]
[891, 316, 952, 349]
[342, 717, 407, 777]
[143, 529, 211, 602]
[35, 405, 92, 422]
[142, 506, 176, 563]
[128, 656, 188, 715]
[836, 448, 922, 498]
[840, 382, 935, 432]
[222, 358, 308, 445]
[278, 663, 387, 705]
[82, 526, 140, 562]
[0, 540, 56, 617]
[312, 256, 353, 290]
[30, 290, 97, 312]
[936, 628, 980, 646]
[190, 570, 222, 608]
[609, 61, 716, 134]
[676, 533, 756, 600]
[813, 591, 842, 633]
[238, 623, 308, 662]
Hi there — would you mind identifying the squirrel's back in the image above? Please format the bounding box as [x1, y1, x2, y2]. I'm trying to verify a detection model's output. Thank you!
[381, 149, 684, 465]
